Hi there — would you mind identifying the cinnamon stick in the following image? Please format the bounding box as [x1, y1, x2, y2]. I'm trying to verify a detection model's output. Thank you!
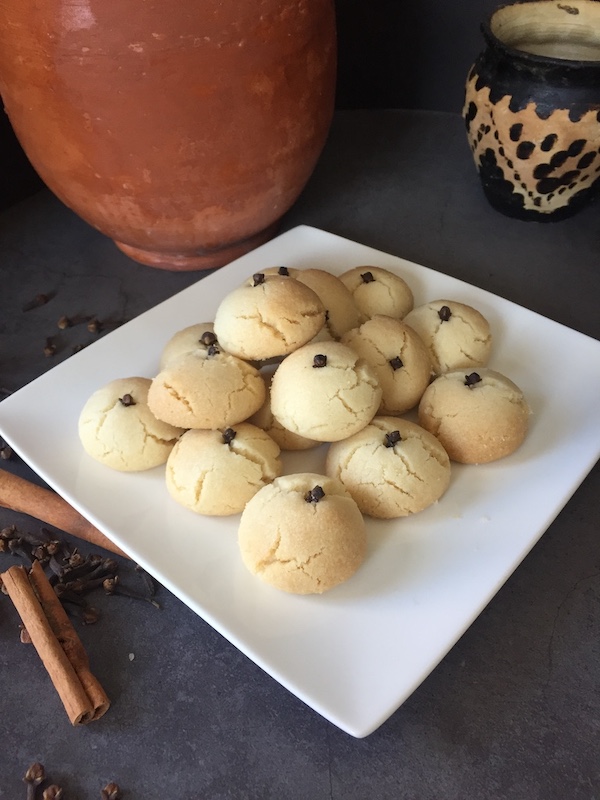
[0, 470, 129, 559]
[1, 561, 110, 724]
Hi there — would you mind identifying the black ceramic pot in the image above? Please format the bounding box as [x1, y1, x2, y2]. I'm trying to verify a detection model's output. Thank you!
[463, 0, 600, 221]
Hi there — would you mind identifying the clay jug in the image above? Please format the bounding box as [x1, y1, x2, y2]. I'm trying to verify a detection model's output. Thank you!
[0, 0, 336, 269]
[463, 0, 600, 221]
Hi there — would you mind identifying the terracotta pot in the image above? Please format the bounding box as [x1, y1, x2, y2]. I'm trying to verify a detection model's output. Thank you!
[0, 0, 336, 269]
[463, 0, 600, 221]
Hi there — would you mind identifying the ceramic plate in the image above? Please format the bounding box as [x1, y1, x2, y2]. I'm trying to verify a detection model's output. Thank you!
[1, 226, 599, 738]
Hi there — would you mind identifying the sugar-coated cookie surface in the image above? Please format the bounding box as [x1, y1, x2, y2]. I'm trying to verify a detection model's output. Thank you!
[341, 315, 433, 415]
[326, 417, 451, 518]
[418, 368, 530, 464]
[403, 300, 492, 375]
[238, 472, 367, 594]
[270, 340, 382, 442]
[213, 273, 326, 360]
[78, 377, 184, 471]
[159, 323, 216, 370]
[148, 347, 265, 430]
[338, 266, 414, 323]
[166, 423, 281, 516]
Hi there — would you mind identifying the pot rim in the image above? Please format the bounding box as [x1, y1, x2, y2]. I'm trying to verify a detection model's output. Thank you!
[481, 0, 600, 69]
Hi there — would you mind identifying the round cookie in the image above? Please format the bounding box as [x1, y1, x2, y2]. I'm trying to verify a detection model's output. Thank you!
[238, 472, 367, 594]
[293, 268, 360, 340]
[341, 315, 433, 415]
[148, 345, 265, 430]
[418, 368, 530, 464]
[166, 423, 281, 516]
[270, 340, 382, 442]
[338, 265, 414, 323]
[78, 377, 184, 471]
[159, 323, 216, 370]
[213, 273, 326, 360]
[403, 299, 492, 375]
[326, 417, 451, 518]
[247, 371, 320, 451]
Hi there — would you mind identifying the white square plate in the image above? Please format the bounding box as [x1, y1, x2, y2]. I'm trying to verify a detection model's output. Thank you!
[1, 226, 599, 737]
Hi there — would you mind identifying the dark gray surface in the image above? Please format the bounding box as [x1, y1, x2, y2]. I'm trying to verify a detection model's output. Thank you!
[0, 110, 598, 799]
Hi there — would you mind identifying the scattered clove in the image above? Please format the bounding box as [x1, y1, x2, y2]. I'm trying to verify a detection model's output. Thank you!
[22, 293, 51, 312]
[103, 575, 160, 608]
[42, 786, 64, 800]
[135, 564, 156, 598]
[101, 782, 123, 800]
[23, 762, 46, 800]
[57, 313, 92, 330]
[0, 441, 13, 460]
[43, 337, 57, 357]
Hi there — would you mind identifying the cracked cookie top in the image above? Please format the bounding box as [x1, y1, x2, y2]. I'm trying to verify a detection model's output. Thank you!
[213, 273, 326, 360]
[238, 472, 366, 594]
[418, 368, 530, 464]
[403, 299, 492, 376]
[78, 377, 185, 471]
[326, 416, 451, 518]
[338, 265, 414, 324]
[269, 340, 382, 442]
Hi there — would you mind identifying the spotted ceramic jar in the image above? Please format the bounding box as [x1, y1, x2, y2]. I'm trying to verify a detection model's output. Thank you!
[463, 0, 600, 221]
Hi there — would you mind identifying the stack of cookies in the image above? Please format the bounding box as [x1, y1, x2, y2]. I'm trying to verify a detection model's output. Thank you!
[78, 265, 531, 595]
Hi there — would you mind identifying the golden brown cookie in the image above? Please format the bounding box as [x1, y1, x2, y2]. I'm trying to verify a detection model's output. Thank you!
[269, 340, 382, 442]
[148, 345, 265, 430]
[213, 272, 326, 360]
[403, 299, 492, 375]
[326, 416, 451, 518]
[78, 377, 184, 471]
[166, 423, 281, 516]
[341, 315, 433, 414]
[338, 265, 414, 323]
[418, 368, 530, 463]
[238, 472, 367, 594]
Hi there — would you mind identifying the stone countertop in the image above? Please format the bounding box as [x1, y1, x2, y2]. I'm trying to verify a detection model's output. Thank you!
[0, 109, 598, 799]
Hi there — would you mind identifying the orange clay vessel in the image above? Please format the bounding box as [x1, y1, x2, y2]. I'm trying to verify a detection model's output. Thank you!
[0, 0, 336, 270]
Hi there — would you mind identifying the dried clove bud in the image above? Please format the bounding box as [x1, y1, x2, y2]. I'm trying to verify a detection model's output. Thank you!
[200, 330, 217, 346]
[119, 393, 136, 407]
[312, 354, 327, 368]
[57, 313, 92, 329]
[42, 786, 64, 800]
[360, 271, 375, 283]
[464, 372, 482, 388]
[0, 524, 17, 540]
[23, 762, 46, 800]
[222, 428, 237, 445]
[252, 272, 265, 286]
[43, 337, 57, 357]
[22, 293, 51, 312]
[87, 317, 102, 333]
[438, 305, 452, 322]
[101, 782, 123, 800]
[135, 564, 156, 598]
[0, 442, 12, 460]
[304, 485, 325, 504]
[384, 430, 402, 448]
[103, 575, 160, 608]
[277, 266, 290, 276]
[389, 356, 404, 370]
